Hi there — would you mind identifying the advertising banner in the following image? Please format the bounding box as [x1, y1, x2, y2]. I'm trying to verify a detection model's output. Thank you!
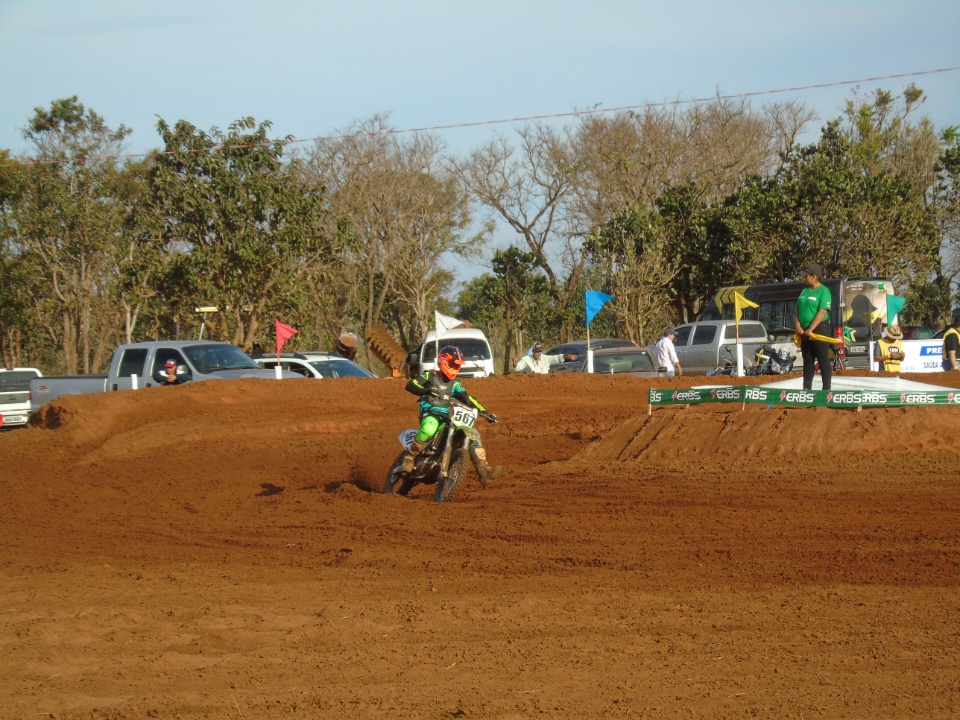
[899, 340, 944, 373]
[649, 385, 960, 408]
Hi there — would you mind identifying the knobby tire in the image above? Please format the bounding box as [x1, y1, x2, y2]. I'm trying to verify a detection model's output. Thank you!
[434, 448, 468, 503]
[383, 452, 414, 496]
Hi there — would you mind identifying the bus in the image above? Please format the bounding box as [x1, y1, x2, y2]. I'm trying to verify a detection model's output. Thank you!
[701, 277, 896, 369]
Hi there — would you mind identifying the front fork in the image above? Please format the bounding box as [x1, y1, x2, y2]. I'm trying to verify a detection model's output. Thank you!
[437, 424, 455, 480]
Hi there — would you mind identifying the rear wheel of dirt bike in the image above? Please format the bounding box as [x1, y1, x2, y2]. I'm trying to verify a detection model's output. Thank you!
[434, 448, 468, 503]
[383, 452, 413, 496]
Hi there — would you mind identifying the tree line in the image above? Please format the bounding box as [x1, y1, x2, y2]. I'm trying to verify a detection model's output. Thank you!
[1, 87, 957, 375]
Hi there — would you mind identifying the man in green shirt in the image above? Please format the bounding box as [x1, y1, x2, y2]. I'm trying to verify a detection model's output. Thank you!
[794, 264, 833, 391]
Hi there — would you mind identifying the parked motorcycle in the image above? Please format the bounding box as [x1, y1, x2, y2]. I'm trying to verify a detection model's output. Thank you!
[383, 398, 497, 502]
[746, 343, 796, 376]
[708, 343, 796, 377]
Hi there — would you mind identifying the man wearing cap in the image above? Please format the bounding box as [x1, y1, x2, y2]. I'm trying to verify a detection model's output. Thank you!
[794, 264, 833, 391]
[155, 358, 190, 386]
[943, 309, 960, 372]
[874, 325, 904, 372]
[653, 328, 682, 377]
[514, 342, 577, 374]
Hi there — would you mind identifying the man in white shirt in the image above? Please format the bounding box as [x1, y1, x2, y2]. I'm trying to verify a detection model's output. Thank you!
[653, 328, 682, 377]
[514, 342, 578, 374]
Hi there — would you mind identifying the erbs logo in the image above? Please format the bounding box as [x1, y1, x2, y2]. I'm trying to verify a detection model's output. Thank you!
[779, 390, 815, 403]
[827, 391, 889, 404]
[711, 388, 739, 400]
[745, 388, 768, 401]
[827, 391, 860, 404]
[899, 393, 935, 404]
[672, 390, 701, 402]
[650, 390, 663, 403]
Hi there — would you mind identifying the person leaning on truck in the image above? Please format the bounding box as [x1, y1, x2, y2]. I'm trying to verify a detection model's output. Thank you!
[653, 328, 682, 377]
[514, 342, 577, 374]
[154, 359, 190, 386]
[943, 309, 960, 372]
[794, 264, 833, 391]
[874, 325, 904, 372]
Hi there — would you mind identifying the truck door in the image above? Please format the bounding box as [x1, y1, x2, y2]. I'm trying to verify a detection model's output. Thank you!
[113, 347, 149, 391]
[687, 324, 718, 373]
[672, 325, 693, 368]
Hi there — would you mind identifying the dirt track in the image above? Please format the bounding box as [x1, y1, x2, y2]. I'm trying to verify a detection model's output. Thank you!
[2, 371, 958, 719]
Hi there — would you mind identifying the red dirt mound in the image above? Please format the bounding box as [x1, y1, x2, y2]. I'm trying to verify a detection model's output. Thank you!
[1, 371, 958, 719]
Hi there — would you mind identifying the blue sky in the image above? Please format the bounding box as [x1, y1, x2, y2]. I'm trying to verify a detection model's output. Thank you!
[2, 0, 958, 279]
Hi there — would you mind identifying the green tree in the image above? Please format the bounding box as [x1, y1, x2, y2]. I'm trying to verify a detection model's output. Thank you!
[584, 205, 674, 345]
[6, 97, 130, 373]
[456, 248, 552, 374]
[150, 116, 331, 350]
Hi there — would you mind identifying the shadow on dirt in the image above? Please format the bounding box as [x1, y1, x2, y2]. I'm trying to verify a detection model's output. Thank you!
[256, 483, 284, 496]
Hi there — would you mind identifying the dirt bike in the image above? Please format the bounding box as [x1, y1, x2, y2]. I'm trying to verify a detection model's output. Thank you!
[708, 345, 752, 376]
[746, 343, 796, 376]
[383, 398, 497, 502]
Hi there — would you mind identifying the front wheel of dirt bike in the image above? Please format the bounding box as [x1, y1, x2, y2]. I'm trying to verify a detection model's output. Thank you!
[383, 452, 415, 497]
[434, 448, 468, 503]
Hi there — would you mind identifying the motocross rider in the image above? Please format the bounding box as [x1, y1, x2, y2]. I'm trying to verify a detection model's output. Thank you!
[402, 345, 502, 486]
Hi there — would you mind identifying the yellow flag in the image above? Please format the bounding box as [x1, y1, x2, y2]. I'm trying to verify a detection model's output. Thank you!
[734, 291, 759, 323]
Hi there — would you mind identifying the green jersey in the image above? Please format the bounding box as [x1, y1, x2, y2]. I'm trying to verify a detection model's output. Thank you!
[796, 284, 832, 329]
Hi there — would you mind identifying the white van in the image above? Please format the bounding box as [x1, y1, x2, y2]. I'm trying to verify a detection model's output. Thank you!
[414, 328, 495, 378]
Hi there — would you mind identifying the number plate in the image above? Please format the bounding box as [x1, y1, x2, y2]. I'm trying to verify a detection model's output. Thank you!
[451, 406, 477, 427]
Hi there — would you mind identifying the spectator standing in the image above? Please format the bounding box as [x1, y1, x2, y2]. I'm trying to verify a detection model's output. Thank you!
[653, 328, 682, 377]
[943, 309, 960, 372]
[514, 342, 577, 374]
[794, 264, 833, 391]
[874, 325, 904, 372]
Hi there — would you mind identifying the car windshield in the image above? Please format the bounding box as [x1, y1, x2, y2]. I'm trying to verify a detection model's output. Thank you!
[0, 370, 40, 392]
[422, 339, 490, 363]
[309, 359, 377, 379]
[592, 351, 655, 374]
[183, 344, 261, 372]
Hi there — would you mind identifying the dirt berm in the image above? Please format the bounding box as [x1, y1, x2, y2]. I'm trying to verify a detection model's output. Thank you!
[1, 371, 958, 719]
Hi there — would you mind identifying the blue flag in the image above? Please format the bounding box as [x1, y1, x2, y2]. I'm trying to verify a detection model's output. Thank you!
[585, 290, 613, 327]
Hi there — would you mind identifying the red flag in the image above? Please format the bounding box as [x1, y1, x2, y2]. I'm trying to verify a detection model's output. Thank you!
[275, 319, 298, 357]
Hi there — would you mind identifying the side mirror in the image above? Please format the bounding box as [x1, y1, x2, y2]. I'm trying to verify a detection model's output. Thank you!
[768, 335, 774, 342]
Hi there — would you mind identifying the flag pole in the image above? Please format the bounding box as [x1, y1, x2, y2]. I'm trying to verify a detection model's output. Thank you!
[587, 324, 592, 373]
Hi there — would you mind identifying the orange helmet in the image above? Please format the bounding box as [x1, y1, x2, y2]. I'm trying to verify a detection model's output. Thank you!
[437, 345, 463, 380]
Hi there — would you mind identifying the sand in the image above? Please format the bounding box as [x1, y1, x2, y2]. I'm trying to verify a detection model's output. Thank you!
[1, 370, 958, 719]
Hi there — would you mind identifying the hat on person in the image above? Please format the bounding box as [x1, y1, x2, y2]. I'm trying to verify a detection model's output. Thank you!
[165, 359, 177, 368]
[884, 325, 903, 340]
[803, 264, 824, 280]
[532, 342, 544, 353]
[664, 327, 676, 336]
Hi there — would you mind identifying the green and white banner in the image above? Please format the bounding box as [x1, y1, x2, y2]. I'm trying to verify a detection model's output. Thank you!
[649, 386, 960, 408]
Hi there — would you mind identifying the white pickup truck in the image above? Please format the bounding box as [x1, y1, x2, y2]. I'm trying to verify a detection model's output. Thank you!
[29, 340, 296, 414]
[1, 367, 43, 428]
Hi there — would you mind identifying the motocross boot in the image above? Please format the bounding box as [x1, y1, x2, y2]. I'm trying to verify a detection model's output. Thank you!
[470, 447, 502, 487]
[401, 439, 426, 473]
